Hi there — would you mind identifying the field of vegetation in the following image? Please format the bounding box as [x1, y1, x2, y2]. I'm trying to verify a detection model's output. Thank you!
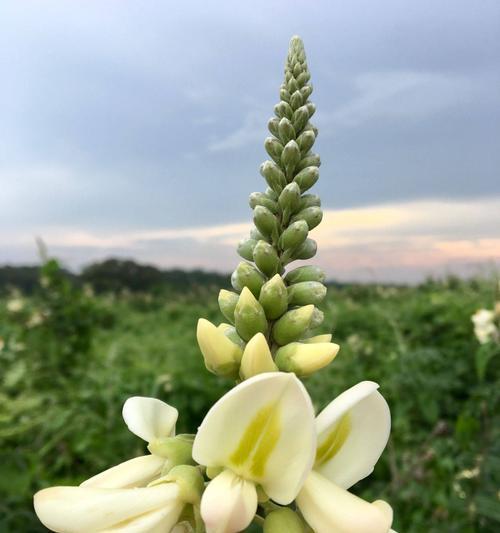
[1, 260, 499, 532]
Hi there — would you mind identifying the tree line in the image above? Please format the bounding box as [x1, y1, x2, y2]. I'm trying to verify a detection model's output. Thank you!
[0, 258, 230, 294]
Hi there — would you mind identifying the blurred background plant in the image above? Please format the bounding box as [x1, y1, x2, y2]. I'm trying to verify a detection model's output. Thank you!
[0, 259, 499, 532]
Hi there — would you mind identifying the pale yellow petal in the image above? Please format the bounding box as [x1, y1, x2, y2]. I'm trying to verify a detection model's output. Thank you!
[315, 381, 390, 489]
[192, 372, 316, 504]
[81, 455, 165, 489]
[200, 469, 257, 533]
[34, 484, 180, 533]
[296, 471, 393, 533]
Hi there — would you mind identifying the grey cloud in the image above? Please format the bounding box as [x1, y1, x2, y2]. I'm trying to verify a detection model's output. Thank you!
[1, 0, 499, 280]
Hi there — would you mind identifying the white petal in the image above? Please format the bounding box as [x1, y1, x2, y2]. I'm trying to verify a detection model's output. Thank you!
[34, 483, 181, 533]
[81, 455, 165, 489]
[296, 471, 393, 533]
[122, 396, 178, 442]
[200, 469, 257, 533]
[192, 372, 316, 504]
[101, 504, 184, 532]
[315, 381, 390, 489]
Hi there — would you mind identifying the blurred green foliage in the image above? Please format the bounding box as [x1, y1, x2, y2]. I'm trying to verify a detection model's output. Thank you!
[0, 262, 499, 532]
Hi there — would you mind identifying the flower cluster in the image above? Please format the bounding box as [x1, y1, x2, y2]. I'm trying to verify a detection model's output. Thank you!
[35, 374, 395, 532]
[471, 307, 499, 345]
[34, 36, 397, 532]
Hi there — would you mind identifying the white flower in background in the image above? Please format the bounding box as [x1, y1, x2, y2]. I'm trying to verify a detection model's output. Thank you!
[34, 397, 188, 532]
[192, 372, 316, 533]
[471, 309, 498, 344]
[6, 297, 24, 313]
[296, 381, 395, 533]
[27, 311, 44, 328]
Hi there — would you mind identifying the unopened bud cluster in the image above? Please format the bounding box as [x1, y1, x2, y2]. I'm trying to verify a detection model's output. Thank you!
[197, 36, 339, 380]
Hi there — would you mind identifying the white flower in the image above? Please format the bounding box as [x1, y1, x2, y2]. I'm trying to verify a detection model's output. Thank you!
[471, 309, 497, 344]
[6, 297, 24, 313]
[296, 381, 395, 533]
[122, 396, 178, 444]
[27, 311, 44, 328]
[192, 372, 316, 533]
[34, 397, 184, 532]
[34, 483, 184, 533]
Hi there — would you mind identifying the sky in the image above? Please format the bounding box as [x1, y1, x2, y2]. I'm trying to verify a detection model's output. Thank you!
[0, 0, 499, 282]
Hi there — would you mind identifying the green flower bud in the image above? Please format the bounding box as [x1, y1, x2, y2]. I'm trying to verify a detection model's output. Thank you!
[264, 508, 306, 533]
[237, 237, 258, 261]
[293, 63, 302, 78]
[281, 140, 301, 175]
[259, 274, 288, 319]
[298, 193, 321, 211]
[253, 240, 280, 277]
[264, 137, 284, 164]
[285, 265, 326, 284]
[290, 90, 303, 110]
[279, 86, 291, 102]
[275, 341, 339, 376]
[293, 105, 309, 133]
[278, 182, 301, 213]
[310, 307, 324, 328]
[278, 117, 296, 144]
[265, 186, 279, 200]
[164, 465, 205, 505]
[253, 205, 278, 240]
[231, 261, 266, 297]
[249, 192, 278, 214]
[306, 102, 316, 117]
[280, 220, 308, 250]
[293, 166, 319, 192]
[297, 130, 315, 154]
[260, 161, 286, 192]
[250, 226, 270, 243]
[287, 281, 327, 306]
[272, 304, 314, 345]
[148, 434, 195, 465]
[300, 84, 313, 100]
[297, 71, 310, 87]
[218, 323, 246, 348]
[268, 117, 280, 137]
[218, 289, 239, 323]
[292, 238, 317, 260]
[234, 287, 268, 341]
[297, 153, 321, 172]
[196, 318, 242, 377]
[274, 101, 293, 120]
[287, 77, 299, 93]
[291, 206, 323, 230]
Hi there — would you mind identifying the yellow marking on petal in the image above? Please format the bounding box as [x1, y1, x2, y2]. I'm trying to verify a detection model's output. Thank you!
[229, 402, 281, 479]
[315, 413, 351, 467]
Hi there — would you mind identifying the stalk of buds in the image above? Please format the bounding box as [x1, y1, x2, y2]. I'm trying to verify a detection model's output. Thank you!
[34, 36, 396, 533]
[198, 36, 340, 380]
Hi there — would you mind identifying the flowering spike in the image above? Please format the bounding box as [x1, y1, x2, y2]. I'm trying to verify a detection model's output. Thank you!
[34, 36, 396, 533]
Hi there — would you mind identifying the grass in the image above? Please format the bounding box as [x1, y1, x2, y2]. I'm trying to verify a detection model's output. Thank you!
[0, 271, 499, 532]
